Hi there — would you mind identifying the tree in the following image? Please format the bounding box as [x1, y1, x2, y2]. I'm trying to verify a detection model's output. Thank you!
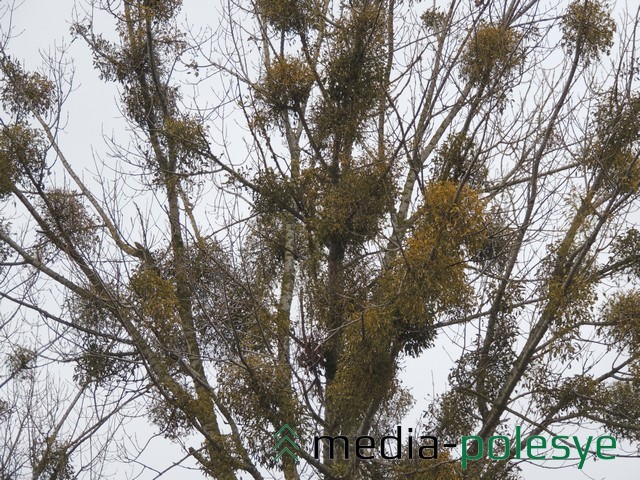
[0, 0, 639, 478]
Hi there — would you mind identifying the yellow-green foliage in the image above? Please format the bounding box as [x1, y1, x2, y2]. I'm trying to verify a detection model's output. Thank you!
[122, 81, 179, 130]
[254, 158, 393, 249]
[324, 2, 386, 101]
[326, 306, 399, 428]
[561, 0, 615, 63]
[421, 7, 447, 33]
[253, 168, 294, 216]
[0, 123, 46, 197]
[256, 56, 314, 115]
[311, 160, 393, 246]
[219, 351, 301, 465]
[431, 389, 478, 441]
[39, 189, 98, 251]
[601, 290, 640, 355]
[583, 93, 640, 192]
[461, 23, 524, 85]
[257, 0, 312, 33]
[434, 132, 487, 187]
[7, 346, 36, 380]
[539, 241, 596, 337]
[221, 355, 298, 420]
[129, 267, 181, 332]
[141, 0, 183, 21]
[216, 306, 298, 433]
[148, 391, 194, 440]
[73, 340, 123, 387]
[380, 181, 487, 355]
[162, 116, 208, 171]
[69, 293, 131, 386]
[34, 440, 75, 480]
[549, 375, 602, 415]
[313, 0, 386, 143]
[0, 58, 54, 116]
[471, 210, 515, 271]
[552, 273, 596, 331]
[611, 228, 640, 277]
[600, 380, 640, 442]
[390, 449, 460, 480]
[539, 372, 640, 443]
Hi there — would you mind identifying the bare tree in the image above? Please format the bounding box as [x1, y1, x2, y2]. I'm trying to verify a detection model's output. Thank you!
[1, 0, 639, 478]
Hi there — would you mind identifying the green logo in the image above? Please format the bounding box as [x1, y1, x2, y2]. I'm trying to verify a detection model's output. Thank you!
[273, 424, 300, 462]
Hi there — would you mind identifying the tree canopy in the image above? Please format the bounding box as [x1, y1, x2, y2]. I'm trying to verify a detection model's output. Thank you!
[1, 0, 639, 478]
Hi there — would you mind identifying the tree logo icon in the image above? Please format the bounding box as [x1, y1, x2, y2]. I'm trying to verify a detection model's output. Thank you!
[273, 424, 300, 462]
